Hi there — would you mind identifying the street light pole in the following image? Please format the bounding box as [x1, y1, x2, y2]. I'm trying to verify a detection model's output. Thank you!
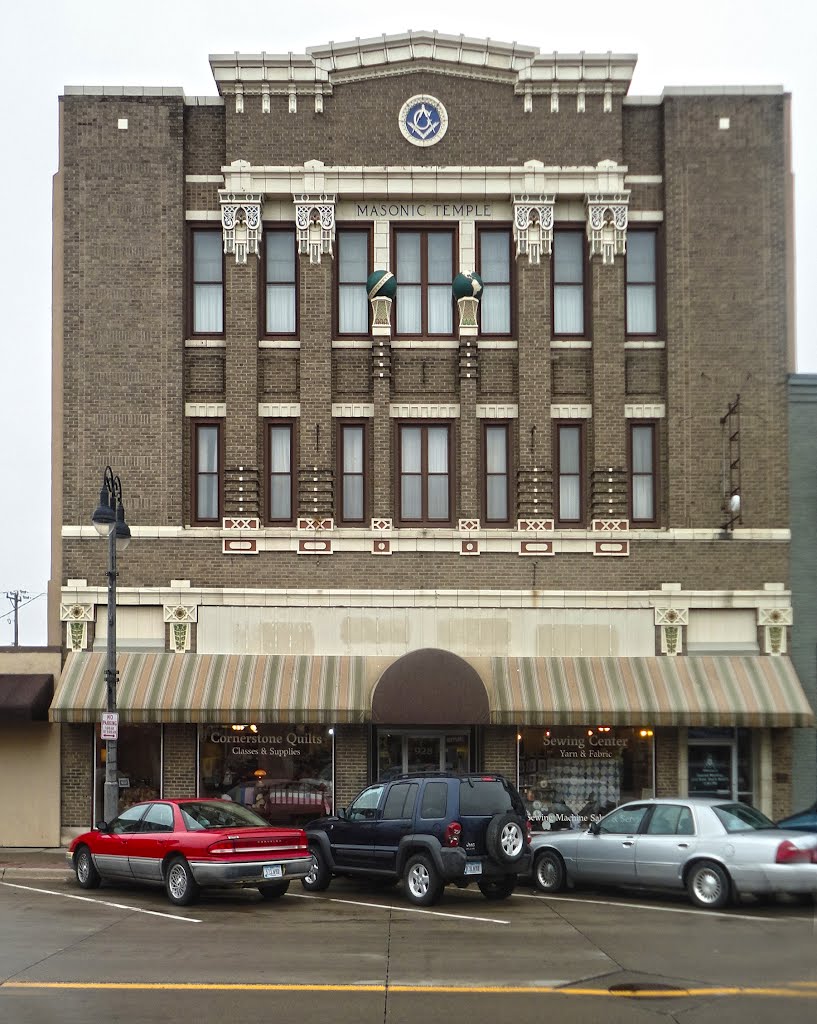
[92, 467, 131, 824]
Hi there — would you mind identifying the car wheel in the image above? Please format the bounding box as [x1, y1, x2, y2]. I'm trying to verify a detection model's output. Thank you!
[477, 876, 515, 900]
[74, 846, 101, 890]
[486, 813, 526, 865]
[534, 850, 566, 894]
[165, 856, 200, 906]
[404, 854, 443, 906]
[686, 860, 731, 910]
[258, 880, 290, 900]
[301, 847, 331, 892]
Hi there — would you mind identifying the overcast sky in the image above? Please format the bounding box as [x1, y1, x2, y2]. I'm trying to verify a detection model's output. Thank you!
[1, 0, 815, 646]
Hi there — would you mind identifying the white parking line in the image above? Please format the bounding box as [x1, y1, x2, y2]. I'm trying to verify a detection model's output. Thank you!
[288, 892, 509, 924]
[0, 882, 201, 923]
[515, 890, 784, 922]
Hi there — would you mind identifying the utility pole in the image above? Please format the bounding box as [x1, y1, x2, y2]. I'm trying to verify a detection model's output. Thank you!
[4, 590, 30, 646]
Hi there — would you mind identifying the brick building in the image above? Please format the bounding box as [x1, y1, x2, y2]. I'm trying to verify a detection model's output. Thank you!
[47, 32, 813, 841]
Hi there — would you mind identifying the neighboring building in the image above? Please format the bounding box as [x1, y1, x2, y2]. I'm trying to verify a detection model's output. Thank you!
[47, 32, 812, 843]
[789, 374, 817, 811]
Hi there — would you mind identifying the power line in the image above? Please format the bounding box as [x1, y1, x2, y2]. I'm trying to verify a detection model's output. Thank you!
[3, 590, 45, 646]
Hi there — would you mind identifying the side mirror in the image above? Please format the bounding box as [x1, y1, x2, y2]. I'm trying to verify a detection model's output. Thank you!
[337, 807, 346, 820]
[589, 821, 601, 835]
[94, 820, 109, 832]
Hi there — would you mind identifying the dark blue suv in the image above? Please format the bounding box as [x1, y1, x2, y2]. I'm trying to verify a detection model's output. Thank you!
[301, 773, 532, 905]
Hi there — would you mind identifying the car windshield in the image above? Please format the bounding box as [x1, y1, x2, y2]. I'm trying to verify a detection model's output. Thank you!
[712, 803, 777, 833]
[180, 801, 271, 831]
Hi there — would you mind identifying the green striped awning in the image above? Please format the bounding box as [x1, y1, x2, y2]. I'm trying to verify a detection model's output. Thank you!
[50, 652, 368, 724]
[490, 656, 814, 728]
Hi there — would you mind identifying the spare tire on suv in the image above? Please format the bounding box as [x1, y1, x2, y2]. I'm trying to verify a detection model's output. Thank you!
[486, 811, 526, 865]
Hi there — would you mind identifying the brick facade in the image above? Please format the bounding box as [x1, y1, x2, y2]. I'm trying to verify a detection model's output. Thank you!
[50, 34, 807, 833]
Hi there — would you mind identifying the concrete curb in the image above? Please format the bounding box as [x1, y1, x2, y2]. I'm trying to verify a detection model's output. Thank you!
[0, 868, 72, 880]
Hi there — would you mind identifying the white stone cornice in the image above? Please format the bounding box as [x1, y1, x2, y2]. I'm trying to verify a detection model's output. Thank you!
[476, 404, 519, 419]
[390, 402, 460, 419]
[185, 402, 226, 417]
[551, 404, 592, 419]
[332, 403, 374, 418]
[221, 160, 629, 203]
[625, 403, 666, 419]
[258, 402, 301, 418]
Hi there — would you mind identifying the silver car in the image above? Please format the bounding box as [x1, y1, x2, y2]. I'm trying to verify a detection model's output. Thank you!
[529, 797, 817, 909]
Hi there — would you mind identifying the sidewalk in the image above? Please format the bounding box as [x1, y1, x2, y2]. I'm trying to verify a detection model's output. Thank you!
[0, 848, 71, 879]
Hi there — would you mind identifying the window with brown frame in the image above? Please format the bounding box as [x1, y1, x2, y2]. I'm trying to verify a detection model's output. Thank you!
[630, 422, 657, 524]
[626, 230, 659, 336]
[483, 422, 511, 524]
[555, 423, 584, 525]
[192, 421, 222, 524]
[266, 422, 295, 524]
[398, 423, 451, 524]
[477, 228, 512, 336]
[338, 422, 367, 524]
[336, 228, 371, 335]
[552, 229, 586, 337]
[191, 229, 224, 336]
[394, 228, 455, 336]
[263, 228, 297, 336]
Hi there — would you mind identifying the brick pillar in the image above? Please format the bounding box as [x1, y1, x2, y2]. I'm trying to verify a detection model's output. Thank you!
[224, 257, 261, 517]
[654, 728, 680, 797]
[590, 257, 628, 518]
[771, 728, 793, 819]
[61, 724, 94, 830]
[458, 299, 479, 518]
[163, 724, 198, 797]
[482, 726, 518, 780]
[297, 256, 334, 517]
[516, 258, 552, 519]
[335, 725, 369, 810]
[371, 320, 393, 520]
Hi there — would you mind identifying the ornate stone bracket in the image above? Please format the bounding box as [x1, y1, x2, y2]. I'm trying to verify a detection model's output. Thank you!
[61, 602, 93, 652]
[163, 604, 198, 654]
[220, 192, 263, 264]
[654, 606, 689, 656]
[513, 195, 555, 263]
[585, 193, 629, 264]
[294, 193, 336, 264]
[758, 607, 792, 655]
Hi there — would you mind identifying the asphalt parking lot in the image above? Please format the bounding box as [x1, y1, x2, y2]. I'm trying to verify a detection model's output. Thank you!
[1, 869, 816, 1023]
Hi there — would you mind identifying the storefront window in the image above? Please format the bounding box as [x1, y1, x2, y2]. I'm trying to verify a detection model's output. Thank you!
[377, 729, 471, 781]
[94, 724, 162, 820]
[687, 727, 753, 804]
[199, 724, 332, 826]
[519, 726, 654, 831]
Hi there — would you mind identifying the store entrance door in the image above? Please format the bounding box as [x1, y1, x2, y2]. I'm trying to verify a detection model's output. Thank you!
[377, 730, 470, 780]
[687, 742, 735, 799]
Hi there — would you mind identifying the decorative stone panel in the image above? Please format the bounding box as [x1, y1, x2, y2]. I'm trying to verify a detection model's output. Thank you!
[163, 604, 197, 653]
[294, 193, 336, 264]
[654, 607, 689, 656]
[758, 607, 792, 655]
[513, 195, 555, 263]
[219, 191, 262, 264]
[586, 191, 629, 264]
[61, 602, 93, 652]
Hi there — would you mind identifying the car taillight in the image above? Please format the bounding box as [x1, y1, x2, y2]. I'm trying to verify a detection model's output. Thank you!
[775, 839, 814, 864]
[444, 822, 462, 848]
[208, 839, 234, 854]
[525, 819, 532, 845]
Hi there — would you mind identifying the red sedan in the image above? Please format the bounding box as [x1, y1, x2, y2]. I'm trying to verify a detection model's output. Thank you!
[68, 798, 312, 905]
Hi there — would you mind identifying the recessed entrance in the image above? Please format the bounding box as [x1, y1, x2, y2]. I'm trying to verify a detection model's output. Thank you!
[377, 729, 470, 780]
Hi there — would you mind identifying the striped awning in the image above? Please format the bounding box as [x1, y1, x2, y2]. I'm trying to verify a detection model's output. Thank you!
[490, 656, 814, 728]
[50, 652, 368, 724]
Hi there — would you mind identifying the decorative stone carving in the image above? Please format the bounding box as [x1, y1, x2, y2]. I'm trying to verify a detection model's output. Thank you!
[758, 607, 792, 655]
[294, 193, 336, 264]
[220, 192, 263, 264]
[655, 607, 689, 657]
[586, 193, 629, 264]
[513, 195, 555, 263]
[163, 604, 197, 654]
[61, 602, 93, 652]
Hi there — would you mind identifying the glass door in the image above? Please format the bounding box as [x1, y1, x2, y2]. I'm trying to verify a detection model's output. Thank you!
[377, 729, 471, 780]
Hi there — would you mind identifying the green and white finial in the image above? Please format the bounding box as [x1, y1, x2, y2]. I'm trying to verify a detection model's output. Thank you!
[367, 269, 397, 301]
[452, 271, 484, 301]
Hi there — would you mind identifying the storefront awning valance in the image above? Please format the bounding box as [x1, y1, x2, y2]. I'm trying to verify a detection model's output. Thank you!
[0, 674, 54, 722]
[489, 656, 814, 728]
[50, 653, 368, 724]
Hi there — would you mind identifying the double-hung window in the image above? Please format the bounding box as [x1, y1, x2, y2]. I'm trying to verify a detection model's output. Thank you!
[339, 422, 367, 524]
[626, 231, 658, 335]
[478, 228, 512, 335]
[191, 230, 224, 335]
[395, 229, 454, 336]
[483, 423, 510, 524]
[556, 423, 583, 525]
[630, 422, 657, 523]
[399, 424, 451, 523]
[267, 422, 295, 524]
[337, 229, 370, 335]
[264, 229, 297, 335]
[193, 422, 222, 524]
[553, 230, 585, 336]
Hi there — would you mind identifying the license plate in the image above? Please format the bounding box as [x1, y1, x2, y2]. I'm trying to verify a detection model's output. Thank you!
[263, 865, 283, 879]
[464, 861, 482, 876]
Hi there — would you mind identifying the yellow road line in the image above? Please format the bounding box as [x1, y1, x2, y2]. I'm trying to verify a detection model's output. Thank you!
[3, 981, 817, 998]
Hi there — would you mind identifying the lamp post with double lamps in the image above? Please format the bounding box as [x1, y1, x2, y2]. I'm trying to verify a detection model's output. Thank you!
[91, 467, 131, 823]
